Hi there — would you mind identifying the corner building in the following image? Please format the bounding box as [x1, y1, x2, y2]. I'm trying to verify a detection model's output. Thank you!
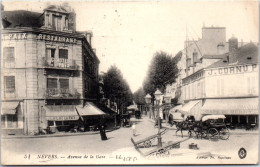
[1, 5, 99, 135]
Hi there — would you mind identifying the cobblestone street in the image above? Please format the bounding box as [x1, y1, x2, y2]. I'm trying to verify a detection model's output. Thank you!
[2, 116, 258, 165]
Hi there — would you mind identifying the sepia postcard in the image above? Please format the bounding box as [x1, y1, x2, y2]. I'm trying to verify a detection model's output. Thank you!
[1, 0, 259, 165]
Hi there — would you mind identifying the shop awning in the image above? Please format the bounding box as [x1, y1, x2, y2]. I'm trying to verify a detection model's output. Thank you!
[201, 98, 258, 115]
[127, 105, 138, 111]
[169, 105, 182, 113]
[179, 100, 202, 121]
[44, 105, 79, 121]
[1, 102, 19, 115]
[76, 102, 106, 116]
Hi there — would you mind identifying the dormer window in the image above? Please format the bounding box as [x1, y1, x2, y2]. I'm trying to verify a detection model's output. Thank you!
[52, 15, 62, 31]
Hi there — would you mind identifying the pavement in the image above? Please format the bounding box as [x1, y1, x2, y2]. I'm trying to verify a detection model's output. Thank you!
[1, 115, 259, 165]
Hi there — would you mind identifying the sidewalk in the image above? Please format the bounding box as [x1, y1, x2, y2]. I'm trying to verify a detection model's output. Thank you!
[2, 128, 118, 139]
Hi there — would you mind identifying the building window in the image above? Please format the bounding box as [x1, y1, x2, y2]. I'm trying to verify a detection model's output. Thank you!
[193, 52, 198, 63]
[59, 49, 68, 68]
[59, 79, 69, 89]
[3, 47, 15, 67]
[52, 15, 62, 31]
[47, 78, 58, 89]
[4, 76, 15, 94]
[46, 48, 56, 67]
[2, 115, 18, 128]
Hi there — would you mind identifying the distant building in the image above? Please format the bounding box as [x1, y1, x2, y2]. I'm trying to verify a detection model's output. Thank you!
[1, 4, 100, 135]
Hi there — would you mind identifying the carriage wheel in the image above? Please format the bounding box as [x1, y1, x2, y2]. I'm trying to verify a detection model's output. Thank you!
[144, 140, 152, 148]
[219, 128, 230, 140]
[200, 131, 207, 139]
[208, 128, 219, 141]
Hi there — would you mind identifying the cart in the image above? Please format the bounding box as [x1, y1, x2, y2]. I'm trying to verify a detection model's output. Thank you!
[192, 115, 230, 140]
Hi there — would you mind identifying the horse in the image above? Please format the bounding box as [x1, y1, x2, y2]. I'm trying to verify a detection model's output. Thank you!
[175, 120, 196, 138]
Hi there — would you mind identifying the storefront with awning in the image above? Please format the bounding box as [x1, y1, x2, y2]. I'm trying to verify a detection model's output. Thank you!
[1, 101, 23, 135]
[75, 102, 107, 130]
[179, 100, 202, 121]
[201, 98, 258, 125]
[44, 105, 80, 132]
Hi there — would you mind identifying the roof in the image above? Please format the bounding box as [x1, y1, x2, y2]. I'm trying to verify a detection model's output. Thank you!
[206, 43, 258, 68]
[201, 53, 227, 59]
[2, 10, 44, 28]
[45, 5, 69, 14]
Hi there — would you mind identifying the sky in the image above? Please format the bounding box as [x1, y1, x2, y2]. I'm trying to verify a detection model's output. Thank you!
[2, 0, 259, 93]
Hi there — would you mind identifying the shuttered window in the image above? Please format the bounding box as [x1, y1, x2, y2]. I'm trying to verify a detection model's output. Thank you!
[59, 49, 68, 59]
[59, 79, 69, 89]
[47, 78, 58, 89]
[4, 76, 15, 93]
[4, 47, 15, 62]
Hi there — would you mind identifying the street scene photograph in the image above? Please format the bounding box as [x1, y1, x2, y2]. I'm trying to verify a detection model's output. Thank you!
[1, 0, 259, 165]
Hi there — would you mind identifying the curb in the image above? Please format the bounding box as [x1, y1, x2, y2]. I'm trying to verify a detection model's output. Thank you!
[2, 128, 118, 140]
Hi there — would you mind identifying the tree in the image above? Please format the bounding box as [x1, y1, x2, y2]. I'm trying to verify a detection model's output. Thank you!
[133, 87, 146, 105]
[143, 51, 178, 95]
[103, 65, 133, 113]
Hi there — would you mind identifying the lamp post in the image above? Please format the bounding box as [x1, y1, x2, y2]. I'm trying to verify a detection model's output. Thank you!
[154, 89, 163, 147]
[144, 94, 152, 119]
[164, 95, 171, 125]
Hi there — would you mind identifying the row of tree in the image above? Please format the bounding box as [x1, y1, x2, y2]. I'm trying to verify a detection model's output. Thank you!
[102, 65, 133, 113]
[101, 50, 181, 111]
[133, 51, 181, 105]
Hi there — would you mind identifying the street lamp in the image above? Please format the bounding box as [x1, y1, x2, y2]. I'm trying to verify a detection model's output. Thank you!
[163, 95, 171, 124]
[154, 89, 163, 147]
[144, 94, 152, 118]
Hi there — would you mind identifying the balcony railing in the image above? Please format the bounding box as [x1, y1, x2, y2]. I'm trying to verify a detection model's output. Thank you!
[45, 88, 81, 99]
[41, 57, 78, 70]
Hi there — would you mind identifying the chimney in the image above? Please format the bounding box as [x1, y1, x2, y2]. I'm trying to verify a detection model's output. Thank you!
[228, 36, 238, 63]
[85, 31, 93, 46]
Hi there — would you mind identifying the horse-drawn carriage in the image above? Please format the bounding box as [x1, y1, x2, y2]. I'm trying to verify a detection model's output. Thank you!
[191, 115, 230, 140]
[173, 114, 230, 141]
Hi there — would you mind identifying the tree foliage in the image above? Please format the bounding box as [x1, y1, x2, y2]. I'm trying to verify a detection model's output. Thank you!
[103, 65, 133, 109]
[133, 87, 146, 105]
[143, 51, 178, 95]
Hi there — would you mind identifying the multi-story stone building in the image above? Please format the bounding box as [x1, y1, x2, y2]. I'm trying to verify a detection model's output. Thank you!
[167, 26, 258, 127]
[180, 39, 258, 126]
[1, 4, 100, 135]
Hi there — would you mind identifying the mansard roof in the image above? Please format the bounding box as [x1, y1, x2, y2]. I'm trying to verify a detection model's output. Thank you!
[2, 10, 43, 28]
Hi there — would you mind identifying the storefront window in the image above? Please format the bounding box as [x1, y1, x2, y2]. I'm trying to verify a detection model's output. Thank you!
[6, 115, 18, 128]
[1, 116, 6, 128]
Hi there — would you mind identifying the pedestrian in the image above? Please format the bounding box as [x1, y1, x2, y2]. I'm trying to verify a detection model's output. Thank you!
[132, 123, 136, 136]
[98, 124, 107, 141]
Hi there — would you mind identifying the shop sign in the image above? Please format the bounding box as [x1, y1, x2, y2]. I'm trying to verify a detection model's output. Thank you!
[206, 64, 258, 76]
[48, 116, 79, 121]
[1, 33, 27, 40]
[37, 34, 77, 44]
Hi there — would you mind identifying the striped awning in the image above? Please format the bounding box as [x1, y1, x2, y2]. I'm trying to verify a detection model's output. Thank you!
[201, 98, 258, 115]
[179, 100, 202, 121]
[76, 102, 106, 116]
[44, 105, 79, 121]
[1, 102, 19, 115]
[169, 105, 182, 113]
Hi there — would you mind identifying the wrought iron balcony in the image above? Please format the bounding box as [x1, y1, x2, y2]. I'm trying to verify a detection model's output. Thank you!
[45, 88, 81, 99]
[41, 57, 79, 70]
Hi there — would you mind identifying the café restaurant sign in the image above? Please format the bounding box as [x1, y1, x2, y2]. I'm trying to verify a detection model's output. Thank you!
[47, 116, 79, 121]
[37, 34, 77, 44]
[206, 64, 258, 76]
[2, 33, 78, 44]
